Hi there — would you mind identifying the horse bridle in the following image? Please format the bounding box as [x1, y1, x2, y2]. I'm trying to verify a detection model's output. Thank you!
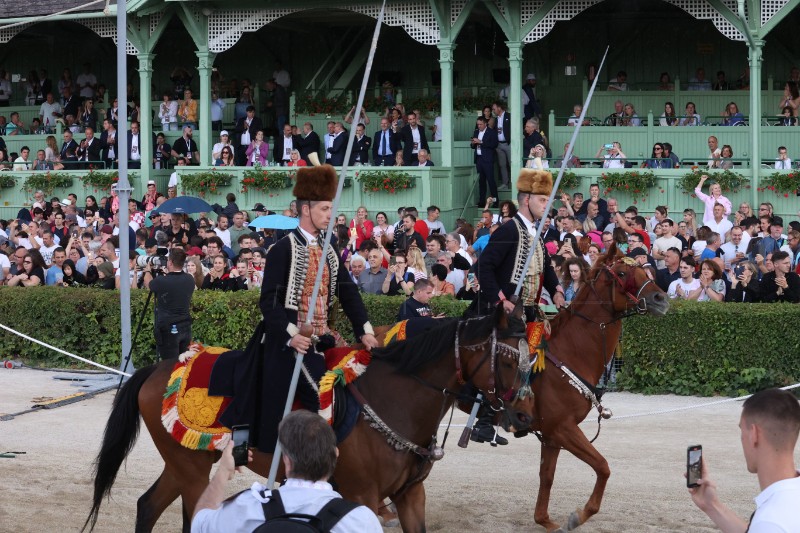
[596, 259, 654, 317]
[455, 318, 531, 409]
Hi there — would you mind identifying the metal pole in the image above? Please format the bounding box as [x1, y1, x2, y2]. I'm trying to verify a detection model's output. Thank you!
[116, 0, 133, 377]
[514, 46, 609, 298]
[267, 0, 387, 488]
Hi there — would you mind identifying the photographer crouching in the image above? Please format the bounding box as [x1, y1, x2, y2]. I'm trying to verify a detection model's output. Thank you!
[143, 247, 195, 360]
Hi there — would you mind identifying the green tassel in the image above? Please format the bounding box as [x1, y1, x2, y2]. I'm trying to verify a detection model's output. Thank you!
[164, 378, 181, 398]
[332, 368, 346, 387]
[198, 433, 212, 450]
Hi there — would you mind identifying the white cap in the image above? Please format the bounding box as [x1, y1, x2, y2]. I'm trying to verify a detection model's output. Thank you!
[526, 73, 536, 80]
[220, 130, 229, 136]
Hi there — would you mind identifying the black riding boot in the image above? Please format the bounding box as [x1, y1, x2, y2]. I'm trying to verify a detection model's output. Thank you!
[470, 407, 508, 445]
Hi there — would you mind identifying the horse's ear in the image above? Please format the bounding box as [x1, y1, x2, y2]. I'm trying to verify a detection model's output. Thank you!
[604, 242, 620, 263]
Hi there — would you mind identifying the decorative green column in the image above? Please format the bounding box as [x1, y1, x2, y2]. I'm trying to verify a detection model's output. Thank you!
[507, 41, 523, 198]
[437, 41, 456, 167]
[748, 39, 764, 208]
[196, 48, 216, 166]
[137, 53, 154, 183]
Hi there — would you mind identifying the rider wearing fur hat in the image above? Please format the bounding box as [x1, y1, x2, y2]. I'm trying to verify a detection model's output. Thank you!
[217, 164, 378, 453]
[469, 168, 565, 444]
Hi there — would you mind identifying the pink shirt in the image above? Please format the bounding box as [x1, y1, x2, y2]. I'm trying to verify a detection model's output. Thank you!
[694, 187, 732, 225]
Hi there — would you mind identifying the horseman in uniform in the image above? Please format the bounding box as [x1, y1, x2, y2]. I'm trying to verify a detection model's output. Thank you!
[470, 168, 565, 444]
[217, 164, 379, 453]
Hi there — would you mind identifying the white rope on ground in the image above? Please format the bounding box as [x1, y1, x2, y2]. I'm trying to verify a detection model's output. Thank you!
[437, 382, 800, 428]
[608, 381, 800, 421]
[0, 322, 131, 377]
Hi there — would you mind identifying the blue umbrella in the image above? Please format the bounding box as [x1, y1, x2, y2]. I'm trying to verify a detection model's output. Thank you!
[250, 214, 299, 230]
[152, 196, 213, 215]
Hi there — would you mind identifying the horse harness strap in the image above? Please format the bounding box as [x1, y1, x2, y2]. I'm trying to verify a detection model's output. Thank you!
[347, 383, 443, 461]
[545, 351, 606, 415]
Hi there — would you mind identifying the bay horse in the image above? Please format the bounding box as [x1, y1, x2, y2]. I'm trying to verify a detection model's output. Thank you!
[504, 244, 669, 532]
[83, 304, 531, 533]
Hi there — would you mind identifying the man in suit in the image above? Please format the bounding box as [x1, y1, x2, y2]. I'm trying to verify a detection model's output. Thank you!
[60, 130, 79, 162]
[372, 117, 398, 166]
[296, 122, 320, 166]
[416, 149, 433, 167]
[400, 112, 429, 165]
[126, 121, 151, 169]
[350, 123, 371, 165]
[99, 118, 118, 169]
[471, 116, 499, 207]
[77, 126, 102, 169]
[323, 121, 336, 164]
[233, 106, 263, 166]
[492, 101, 512, 189]
[273, 123, 297, 165]
[326, 122, 347, 166]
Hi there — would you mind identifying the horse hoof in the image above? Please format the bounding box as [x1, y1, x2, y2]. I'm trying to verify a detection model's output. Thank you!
[566, 510, 582, 530]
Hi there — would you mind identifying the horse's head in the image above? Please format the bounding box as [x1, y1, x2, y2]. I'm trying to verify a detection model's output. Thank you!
[457, 302, 530, 411]
[589, 242, 669, 317]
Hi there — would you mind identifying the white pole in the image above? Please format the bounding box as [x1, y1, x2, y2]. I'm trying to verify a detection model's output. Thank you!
[115, 0, 133, 377]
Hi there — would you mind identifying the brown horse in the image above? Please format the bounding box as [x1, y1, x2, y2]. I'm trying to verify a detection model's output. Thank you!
[84, 304, 532, 533]
[504, 245, 669, 532]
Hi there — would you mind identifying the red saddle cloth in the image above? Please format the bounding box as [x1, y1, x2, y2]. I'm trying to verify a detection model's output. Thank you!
[162, 345, 368, 451]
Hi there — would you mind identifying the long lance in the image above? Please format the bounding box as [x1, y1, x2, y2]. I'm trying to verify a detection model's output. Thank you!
[514, 46, 609, 300]
[267, 0, 388, 489]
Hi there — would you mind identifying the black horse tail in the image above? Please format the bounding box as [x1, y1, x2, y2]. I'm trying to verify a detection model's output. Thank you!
[82, 364, 159, 532]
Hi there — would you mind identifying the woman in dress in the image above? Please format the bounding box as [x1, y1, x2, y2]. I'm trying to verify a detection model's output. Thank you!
[430, 263, 455, 296]
[286, 149, 307, 167]
[245, 130, 269, 166]
[202, 256, 231, 290]
[349, 206, 374, 250]
[216, 146, 235, 167]
[694, 174, 732, 225]
[778, 81, 800, 119]
[659, 101, 678, 126]
[561, 256, 590, 303]
[719, 145, 734, 170]
[526, 144, 548, 169]
[643, 143, 670, 168]
[721, 102, 745, 126]
[159, 92, 178, 131]
[697, 259, 725, 301]
[405, 247, 428, 281]
[44, 135, 64, 170]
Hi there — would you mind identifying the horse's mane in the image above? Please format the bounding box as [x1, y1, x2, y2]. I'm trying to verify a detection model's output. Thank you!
[372, 314, 497, 374]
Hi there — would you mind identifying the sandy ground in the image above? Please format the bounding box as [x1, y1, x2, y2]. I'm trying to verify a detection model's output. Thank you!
[1, 367, 798, 533]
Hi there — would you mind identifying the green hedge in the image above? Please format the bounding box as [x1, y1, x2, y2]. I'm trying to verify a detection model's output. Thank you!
[1, 289, 798, 396]
[618, 301, 800, 396]
[0, 288, 468, 369]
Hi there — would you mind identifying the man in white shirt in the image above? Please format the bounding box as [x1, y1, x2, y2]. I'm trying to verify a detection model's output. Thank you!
[192, 411, 381, 533]
[775, 146, 792, 170]
[38, 93, 62, 132]
[324, 121, 335, 162]
[424, 205, 446, 235]
[651, 220, 682, 269]
[596, 141, 626, 169]
[720, 226, 747, 271]
[707, 203, 733, 240]
[13, 146, 31, 170]
[688, 388, 800, 533]
[213, 214, 232, 248]
[707, 136, 722, 168]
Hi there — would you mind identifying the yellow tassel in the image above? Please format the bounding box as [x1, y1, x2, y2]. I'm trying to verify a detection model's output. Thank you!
[532, 348, 546, 373]
[181, 430, 201, 449]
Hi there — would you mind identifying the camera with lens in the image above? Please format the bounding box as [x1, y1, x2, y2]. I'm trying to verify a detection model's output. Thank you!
[136, 254, 169, 274]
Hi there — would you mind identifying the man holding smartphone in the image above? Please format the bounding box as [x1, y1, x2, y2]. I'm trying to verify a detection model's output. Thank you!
[688, 388, 800, 532]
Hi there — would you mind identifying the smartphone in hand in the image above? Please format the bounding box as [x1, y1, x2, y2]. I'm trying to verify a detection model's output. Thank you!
[231, 425, 250, 467]
[686, 444, 702, 488]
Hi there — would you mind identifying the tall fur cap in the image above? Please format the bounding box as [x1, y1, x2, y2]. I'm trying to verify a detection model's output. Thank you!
[517, 169, 553, 196]
[292, 164, 338, 201]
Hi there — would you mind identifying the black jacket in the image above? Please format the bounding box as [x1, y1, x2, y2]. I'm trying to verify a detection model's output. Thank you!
[399, 124, 429, 164]
[296, 131, 320, 165]
[350, 134, 371, 165]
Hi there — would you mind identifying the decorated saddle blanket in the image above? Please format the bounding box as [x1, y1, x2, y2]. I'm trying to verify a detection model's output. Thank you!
[162, 344, 371, 451]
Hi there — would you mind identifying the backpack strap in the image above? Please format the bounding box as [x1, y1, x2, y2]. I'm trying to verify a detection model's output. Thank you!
[260, 489, 286, 521]
[314, 497, 361, 532]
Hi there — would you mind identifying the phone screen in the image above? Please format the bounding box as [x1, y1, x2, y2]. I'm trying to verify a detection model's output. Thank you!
[686, 445, 702, 488]
[231, 425, 250, 467]
[389, 256, 397, 267]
